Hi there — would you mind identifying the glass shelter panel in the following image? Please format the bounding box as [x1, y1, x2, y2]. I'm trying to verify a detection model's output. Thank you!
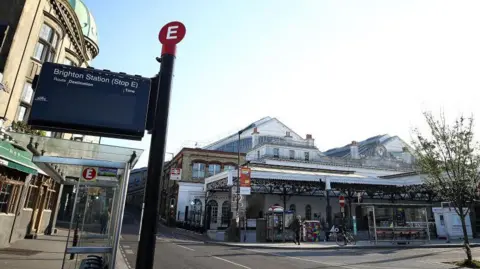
[361, 204, 431, 244]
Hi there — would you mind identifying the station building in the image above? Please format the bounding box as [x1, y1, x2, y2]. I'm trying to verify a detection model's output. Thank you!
[164, 117, 433, 239]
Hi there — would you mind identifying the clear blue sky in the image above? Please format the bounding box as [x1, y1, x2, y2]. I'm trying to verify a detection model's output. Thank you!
[82, 0, 480, 168]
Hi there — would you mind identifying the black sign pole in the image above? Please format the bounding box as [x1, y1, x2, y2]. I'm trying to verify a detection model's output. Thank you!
[135, 45, 176, 269]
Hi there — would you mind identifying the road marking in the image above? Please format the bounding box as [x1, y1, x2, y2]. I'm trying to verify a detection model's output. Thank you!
[246, 249, 359, 269]
[174, 244, 195, 251]
[212, 256, 251, 269]
[125, 249, 134, 254]
[123, 245, 131, 248]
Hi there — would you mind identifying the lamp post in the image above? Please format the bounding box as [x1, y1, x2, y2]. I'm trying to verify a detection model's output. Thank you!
[324, 177, 332, 229]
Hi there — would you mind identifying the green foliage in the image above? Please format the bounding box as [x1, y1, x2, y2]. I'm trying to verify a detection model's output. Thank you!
[412, 112, 480, 213]
[11, 121, 47, 137]
[412, 111, 480, 263]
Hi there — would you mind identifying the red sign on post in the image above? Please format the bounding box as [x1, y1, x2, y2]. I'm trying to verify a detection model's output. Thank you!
[81, 167, 98, 182]
[339, 195, 345, 208]
[158, 21, 186, 55]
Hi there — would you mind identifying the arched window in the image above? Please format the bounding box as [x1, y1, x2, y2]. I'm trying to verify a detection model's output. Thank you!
[221, 201, 230, 225]
[289, 204, 296, 213]
[305, 205, 312, 220]
[207, 200, 218, 223]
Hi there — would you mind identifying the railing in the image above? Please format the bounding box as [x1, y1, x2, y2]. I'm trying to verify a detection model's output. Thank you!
[252, 154, 415, 171]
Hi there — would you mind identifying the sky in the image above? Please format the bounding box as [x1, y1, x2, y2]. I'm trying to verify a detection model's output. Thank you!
[81, 0, 480, 168]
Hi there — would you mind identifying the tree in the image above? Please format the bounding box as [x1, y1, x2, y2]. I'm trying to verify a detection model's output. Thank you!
[413, 112, 480, 265]
[10, 121, 47, 136]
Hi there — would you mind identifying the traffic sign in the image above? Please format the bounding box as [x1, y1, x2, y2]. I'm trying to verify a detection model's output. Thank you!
[81, 167, 98, 182]
[158, 21, 186, 45]
[170, 168, 182, 181]
[339, 195, 345, 208]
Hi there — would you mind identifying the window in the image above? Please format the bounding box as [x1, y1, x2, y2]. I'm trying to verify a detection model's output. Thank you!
[257, 151, 260, 159]
[224, 165, 235, 171]
[21, 82, 34, 104]
[273, 148, 279, 158]
[208, 164, 221, 177]
[305, 205, 312, 220]
[17, 105, 28, 122]
[25, 184, 39, 208]
[207, 200, 218, 223]
[192, 163, 205, 178]
[289, 150, 295, 160]
[0, 182, 21, 214]
[289, 204, 296, 213]
[33, 24, 58, 62]
[64, 58, 76, 66]
[304, 152, 310, 161]
[221, 201, 230, 225]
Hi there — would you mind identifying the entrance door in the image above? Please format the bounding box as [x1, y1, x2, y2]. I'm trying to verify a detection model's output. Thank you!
[207, 200, 218, 230]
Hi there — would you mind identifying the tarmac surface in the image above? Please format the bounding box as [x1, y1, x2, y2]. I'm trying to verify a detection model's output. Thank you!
[119, 222, 480, 269]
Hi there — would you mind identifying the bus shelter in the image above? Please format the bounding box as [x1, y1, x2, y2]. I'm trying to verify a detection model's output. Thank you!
[9, 132, 142, 269]
[358, 203, 432, 244]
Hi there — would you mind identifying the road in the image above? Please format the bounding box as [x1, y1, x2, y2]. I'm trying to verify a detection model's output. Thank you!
[119, 218, 476, 269]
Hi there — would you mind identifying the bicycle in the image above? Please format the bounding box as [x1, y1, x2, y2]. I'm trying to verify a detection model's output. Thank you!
[335, 229, 356, 246]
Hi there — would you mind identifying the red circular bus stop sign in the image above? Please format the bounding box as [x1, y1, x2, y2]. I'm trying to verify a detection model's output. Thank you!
[158, 21, 186, 45]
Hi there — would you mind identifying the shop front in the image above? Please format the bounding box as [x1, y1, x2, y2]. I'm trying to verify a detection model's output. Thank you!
[0, 139, 52, 247]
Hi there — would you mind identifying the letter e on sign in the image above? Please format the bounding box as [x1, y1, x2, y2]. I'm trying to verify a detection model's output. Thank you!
[81, 167, 98, 182]
[158, 21, 186, 45]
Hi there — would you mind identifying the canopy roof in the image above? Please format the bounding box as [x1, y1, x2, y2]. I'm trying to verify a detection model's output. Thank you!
[8, 132, 143, 181]
[205, 166, 424, 188]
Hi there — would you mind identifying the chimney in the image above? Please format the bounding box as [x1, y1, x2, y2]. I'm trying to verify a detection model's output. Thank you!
[350, 141, 359, 159]
[252, 127, 260, 148]
[306, 134, 314, 147]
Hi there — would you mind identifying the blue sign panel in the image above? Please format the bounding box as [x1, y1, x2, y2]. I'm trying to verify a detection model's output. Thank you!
[28, 62, 151, 140]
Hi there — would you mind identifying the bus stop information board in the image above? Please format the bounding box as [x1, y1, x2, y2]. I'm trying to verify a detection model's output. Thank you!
[28, 62, 151, 140]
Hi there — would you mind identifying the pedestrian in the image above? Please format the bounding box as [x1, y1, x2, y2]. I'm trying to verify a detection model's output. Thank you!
[100, 210, 109, 234]
[289, 215, 302, 245]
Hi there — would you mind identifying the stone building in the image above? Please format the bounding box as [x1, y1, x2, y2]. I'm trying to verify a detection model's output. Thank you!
[0, 0, 100, 143]
[154, 148, 245, 226]
[0, 0, 101, 248]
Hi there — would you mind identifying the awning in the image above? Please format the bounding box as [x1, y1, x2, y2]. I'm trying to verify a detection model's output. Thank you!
[0, 140, 39, 175]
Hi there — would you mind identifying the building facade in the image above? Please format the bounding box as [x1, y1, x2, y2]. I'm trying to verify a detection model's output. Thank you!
[0, 0, 101, 248]
[0, 0, 100, 143]
[155, 148, 245, 226]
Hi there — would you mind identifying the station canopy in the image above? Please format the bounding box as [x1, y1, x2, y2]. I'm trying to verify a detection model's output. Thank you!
[8, 131, 143, 183]
[205, 166, 424, 189]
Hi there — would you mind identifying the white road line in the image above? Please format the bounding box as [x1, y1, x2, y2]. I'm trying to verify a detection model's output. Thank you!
[246, 249, 424, 269]
[174, 244, 195, 251]
[125, 249, 134, 254]
[123, 245, 131, 248]
[212, 256, 252, 269]
[246, 249, 359, 269]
